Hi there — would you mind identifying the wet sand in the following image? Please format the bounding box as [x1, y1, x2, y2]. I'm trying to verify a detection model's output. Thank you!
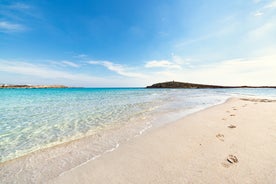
[51, 98, 276, 184]
[1, 97, 276, 183]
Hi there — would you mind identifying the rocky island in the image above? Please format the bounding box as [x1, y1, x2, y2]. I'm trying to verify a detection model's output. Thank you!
[0, 84, 68, 89]
[146, 81, 276, 88]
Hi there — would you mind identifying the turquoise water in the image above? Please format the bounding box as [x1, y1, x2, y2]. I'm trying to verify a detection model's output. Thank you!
[0, 88, 275, 163]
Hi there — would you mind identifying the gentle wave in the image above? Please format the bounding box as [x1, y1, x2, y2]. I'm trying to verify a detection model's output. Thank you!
[1, 88, 275, 163]
[1, 88, 275, 183]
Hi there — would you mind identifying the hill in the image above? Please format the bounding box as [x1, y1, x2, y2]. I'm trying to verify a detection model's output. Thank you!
[146, 81, 276, 88]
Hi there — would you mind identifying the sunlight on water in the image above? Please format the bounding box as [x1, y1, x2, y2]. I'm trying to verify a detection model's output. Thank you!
[0, 88, 275, 163]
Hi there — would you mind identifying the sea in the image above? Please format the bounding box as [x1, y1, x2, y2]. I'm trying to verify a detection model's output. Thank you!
[0, 88, 275, 179]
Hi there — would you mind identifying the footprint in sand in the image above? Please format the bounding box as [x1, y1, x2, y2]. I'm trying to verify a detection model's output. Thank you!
[232, 107, 237, 110]
[227, 155, 238, 163]
[216, 133, 224, 141]
[228, 124, 236, 129]
[222, 118, 227, 121]
[230, 114, 235, 117]
[222, 155, 238, 168]
[226, 111, 230, 113]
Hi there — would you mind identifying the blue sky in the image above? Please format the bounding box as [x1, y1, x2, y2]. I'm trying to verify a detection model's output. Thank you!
[0, 0, 276, 87]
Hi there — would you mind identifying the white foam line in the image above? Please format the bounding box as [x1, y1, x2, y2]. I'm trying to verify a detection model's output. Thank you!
[139, 124, 152, 135]
[58, 142, 120, 177]
[58, 121, 156, 177]
[58, 96, 230, 178]
[158, 96, 230, 127]
[105, 143, 119, 153]
[91, 155, 101, 160]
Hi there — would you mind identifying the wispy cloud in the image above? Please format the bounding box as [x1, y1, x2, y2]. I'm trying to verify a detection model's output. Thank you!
[248, 22, 276, 40]
[0, 60, 150, 87]
[62, 61, 80, 68]
[145, 60, 182, 69]
[0, 21, 25, 32]
[174, 20, 237, 49]
[0, 61, 101, 82]
[253, 0, 276, 16]
[254, 11, 264, 16]
[264, 0, 276, 9]
[174, 34, 213, 48]
[253, 0, 262, 4]
[89, 60, 147, 78]
[144, 54, 193, 70]
[74, 54, 89, 59]
[148, 55, 276, 86]
[0, 2, 39, 32]
[8, 3, 31, 10]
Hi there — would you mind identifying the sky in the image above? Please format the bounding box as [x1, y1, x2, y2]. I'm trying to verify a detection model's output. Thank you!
[0, 0, 276, 87]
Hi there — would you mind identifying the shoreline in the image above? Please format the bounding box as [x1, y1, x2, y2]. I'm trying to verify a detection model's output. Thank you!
[1, 97, 230, 183]
[1, 97, 276, 183]
[0, 94, 228, 164]
[52, 97, 276, 184]
[0, 116, 153, 182]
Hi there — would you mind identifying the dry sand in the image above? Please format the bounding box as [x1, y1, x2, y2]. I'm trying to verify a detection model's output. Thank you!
[50, 98, 276, 184]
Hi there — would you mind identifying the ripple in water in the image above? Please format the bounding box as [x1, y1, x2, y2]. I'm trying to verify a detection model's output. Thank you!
[1, 88, 275, 182]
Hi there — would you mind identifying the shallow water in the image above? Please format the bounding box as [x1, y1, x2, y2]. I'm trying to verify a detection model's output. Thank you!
[1, 88, 276, 183]
[1, 88, 275, 163]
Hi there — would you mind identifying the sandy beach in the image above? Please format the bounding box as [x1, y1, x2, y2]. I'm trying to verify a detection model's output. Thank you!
[49, 98, 276, 184]
[2, 0, 276, 183]
[1, 97, 276, 184]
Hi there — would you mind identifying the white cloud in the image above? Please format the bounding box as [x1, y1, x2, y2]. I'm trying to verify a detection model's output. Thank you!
[253, 0, 262, 3]
[74, 54, 88, 59]
[148, 55, 276, 86]
[1, 55, 275, 87]
[171, 54, 194, 65]
[264, 0, 276, 9]
[0, 61, 101, 82]
[62, 61, 80, 68]
[174, 34, 213, 48]
[254, 11, 264, 16]
[0, 2, 40, 30]
[89, 60, 147, 78]
[0, 60, 151, 87]
[174, 16, 239, 49]
[0, 21, 25, 32]
[8, 3, 31, 10]
[254, 0, 276, 16]
[145, 60, 182, 69]
[144, 55, 193, 70]
[248, 22, 276, 39]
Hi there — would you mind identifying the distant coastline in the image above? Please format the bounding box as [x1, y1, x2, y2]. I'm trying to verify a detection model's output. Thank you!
[0, 84, 68, 89]
[146, 81, 276, 89]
